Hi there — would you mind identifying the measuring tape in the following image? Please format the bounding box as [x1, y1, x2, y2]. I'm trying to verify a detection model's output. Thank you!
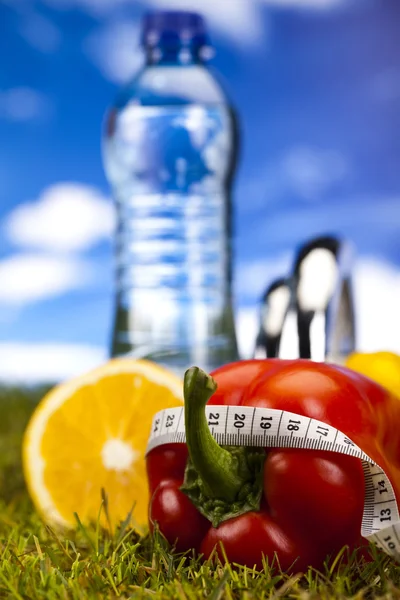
[146, 404, 400, 561]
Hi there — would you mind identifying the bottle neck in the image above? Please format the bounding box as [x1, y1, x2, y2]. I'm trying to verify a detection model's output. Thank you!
[144, 45, 206, 66]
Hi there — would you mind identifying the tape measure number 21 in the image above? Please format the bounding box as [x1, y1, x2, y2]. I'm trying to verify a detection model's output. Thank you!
[146, 404, 400, 561]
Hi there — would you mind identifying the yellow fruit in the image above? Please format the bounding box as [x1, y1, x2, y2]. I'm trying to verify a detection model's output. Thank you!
[345, 351, 400, 399]
[22, 358, 183, 531]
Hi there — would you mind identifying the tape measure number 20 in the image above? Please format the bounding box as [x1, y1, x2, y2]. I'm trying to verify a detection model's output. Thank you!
[146, 404, 400, 561]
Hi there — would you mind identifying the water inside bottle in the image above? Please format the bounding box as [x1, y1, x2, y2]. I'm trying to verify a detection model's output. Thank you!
[104, 102, 238, 373]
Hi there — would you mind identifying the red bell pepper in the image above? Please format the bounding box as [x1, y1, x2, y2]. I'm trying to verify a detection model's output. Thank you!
[146, 359, 400, 571]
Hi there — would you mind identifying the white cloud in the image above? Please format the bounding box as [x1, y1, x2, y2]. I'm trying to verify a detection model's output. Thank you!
[0, 88, 53, 122]
[281, 146, 348, 201]
[145, 0, 265, 44]
[235, 255, 400, 360]
[0, 343, 107, 384]
[19, 13, 62, 53]
[259, 146, 350, 204]
[234, 253, 294, 358]
[84, 22, 143, 84]
[4, 182, 114, 253]
[235, 253, 293, 304]
[353, 258, 400, 354]
[236, 307, 260, 359]
[0, 254, 93, 306]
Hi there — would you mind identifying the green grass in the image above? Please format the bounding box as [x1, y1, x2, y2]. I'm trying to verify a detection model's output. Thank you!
[1, 387, 400, 599]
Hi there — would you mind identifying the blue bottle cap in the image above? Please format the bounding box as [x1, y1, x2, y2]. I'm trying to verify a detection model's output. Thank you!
[141, 10, 211, 50]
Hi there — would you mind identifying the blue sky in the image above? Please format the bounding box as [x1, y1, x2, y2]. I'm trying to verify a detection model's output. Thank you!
[1, 0, 400, 383]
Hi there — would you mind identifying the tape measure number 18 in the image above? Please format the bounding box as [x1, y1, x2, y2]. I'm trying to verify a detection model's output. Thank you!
[146, 404, 400, 561]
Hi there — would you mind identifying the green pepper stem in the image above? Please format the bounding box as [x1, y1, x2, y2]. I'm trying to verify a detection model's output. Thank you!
[183, 366, 249, 502]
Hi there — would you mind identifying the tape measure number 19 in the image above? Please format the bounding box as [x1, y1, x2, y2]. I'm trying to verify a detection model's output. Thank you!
[146, 404, 400, 561]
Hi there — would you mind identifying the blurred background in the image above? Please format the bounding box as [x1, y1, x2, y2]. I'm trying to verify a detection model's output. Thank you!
[1, 0, 399, 385]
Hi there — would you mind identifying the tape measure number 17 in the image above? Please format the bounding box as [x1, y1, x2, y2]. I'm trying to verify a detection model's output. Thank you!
[146, 404, 400, 561]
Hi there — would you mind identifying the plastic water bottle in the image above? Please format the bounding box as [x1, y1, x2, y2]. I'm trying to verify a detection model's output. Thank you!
[102, 10, 239, 375]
